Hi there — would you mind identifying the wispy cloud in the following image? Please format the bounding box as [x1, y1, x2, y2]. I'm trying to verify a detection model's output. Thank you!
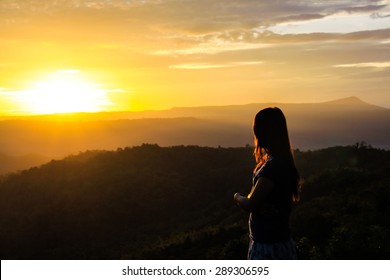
[371, 12, 390, 19]
[265, 12, 390, 35]
[334, 62, 390, 68]
[153, 39, 270, 55]
[169, 61, 263, 70]
[2, 1, 390, 57]
[2, 0, 389, 32]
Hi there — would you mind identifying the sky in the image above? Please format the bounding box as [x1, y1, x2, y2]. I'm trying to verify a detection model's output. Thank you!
[0, 0, 389, 115]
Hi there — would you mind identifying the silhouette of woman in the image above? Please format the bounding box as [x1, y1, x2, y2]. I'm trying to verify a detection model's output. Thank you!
[234, 107, 300, 260]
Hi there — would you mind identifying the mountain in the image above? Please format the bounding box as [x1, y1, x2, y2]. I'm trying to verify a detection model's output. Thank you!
[0, 96, 383, 122]
[0, 96, 388, 173]
[0, 144, 389, 259]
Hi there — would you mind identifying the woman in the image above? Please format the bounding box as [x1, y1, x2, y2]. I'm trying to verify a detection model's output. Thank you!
[234, 107, 300, 260]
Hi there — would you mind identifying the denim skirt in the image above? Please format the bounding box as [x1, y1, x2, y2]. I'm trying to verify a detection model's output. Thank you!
[248, 238, 297, 260]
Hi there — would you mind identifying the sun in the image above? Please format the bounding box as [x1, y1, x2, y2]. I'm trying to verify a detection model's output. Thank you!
[15, 70, 112, 114]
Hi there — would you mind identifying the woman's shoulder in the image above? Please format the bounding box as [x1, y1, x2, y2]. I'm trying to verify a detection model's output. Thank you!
[268, 155, 292, 166]
[263, 155, 286, 169]
[254, 156, 290, 180]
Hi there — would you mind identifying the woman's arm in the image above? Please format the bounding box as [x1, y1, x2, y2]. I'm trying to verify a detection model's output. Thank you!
[234, 176, 274, 212]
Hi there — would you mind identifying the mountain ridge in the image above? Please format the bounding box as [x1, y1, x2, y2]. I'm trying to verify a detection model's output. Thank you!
[0, 96, 386, 121]
[0, 96, 388, 175]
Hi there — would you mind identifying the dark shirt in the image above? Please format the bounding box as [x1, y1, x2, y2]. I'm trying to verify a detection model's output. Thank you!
[249, 156, 295, 243]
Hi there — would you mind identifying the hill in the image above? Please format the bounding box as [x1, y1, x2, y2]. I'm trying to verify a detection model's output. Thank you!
[0, 96, 389, 174]
[0, 143, 389, 259]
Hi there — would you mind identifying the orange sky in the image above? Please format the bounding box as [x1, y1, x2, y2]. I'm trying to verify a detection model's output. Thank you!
[1, 0, 390, 115]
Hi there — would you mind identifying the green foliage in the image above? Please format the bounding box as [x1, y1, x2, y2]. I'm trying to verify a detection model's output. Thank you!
[0, 144, 389, 259]
[292, 144, 390, 259]
[0, 144, 253, 259]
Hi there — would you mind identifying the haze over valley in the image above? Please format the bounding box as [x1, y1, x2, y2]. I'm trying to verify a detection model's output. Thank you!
[0, 96, 388, 174]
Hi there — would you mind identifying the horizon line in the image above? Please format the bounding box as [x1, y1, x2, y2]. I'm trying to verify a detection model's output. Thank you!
[0, 95, 388, 119]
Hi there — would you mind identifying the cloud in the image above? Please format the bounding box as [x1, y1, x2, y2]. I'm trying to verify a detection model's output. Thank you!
[2, 0, 388, 31]
[256, 28, 390, 44]
[2, 1, 390, 69]
[272, 13, 327, 25]
[169, 61, 263, 70]
[2, 1, 389, 49]
[341, 4, 387, 13]
[371, 12, 390, 18]
[154, 27, 390, 56]
[152, 38, 270, 55]
[333, 62, 390, 68]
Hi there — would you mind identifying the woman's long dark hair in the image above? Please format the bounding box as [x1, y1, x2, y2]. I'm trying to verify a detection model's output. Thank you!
[253, 107, 301, 202]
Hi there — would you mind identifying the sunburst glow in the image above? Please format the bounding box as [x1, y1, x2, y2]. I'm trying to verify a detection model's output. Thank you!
[13, 70, 112, 114]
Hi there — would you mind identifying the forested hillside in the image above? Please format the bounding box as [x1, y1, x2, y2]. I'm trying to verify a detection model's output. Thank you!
[0, 143, 389, 259]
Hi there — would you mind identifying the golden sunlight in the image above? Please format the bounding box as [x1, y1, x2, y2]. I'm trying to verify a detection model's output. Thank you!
[13, 70, 112, 114]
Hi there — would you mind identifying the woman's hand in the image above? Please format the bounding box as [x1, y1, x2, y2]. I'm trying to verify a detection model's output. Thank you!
[234, 192, 242, 202]
[234, 192, 247, 208]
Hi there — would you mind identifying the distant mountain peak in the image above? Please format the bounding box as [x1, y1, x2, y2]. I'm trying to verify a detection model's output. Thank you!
[324, 96, 368, 106]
